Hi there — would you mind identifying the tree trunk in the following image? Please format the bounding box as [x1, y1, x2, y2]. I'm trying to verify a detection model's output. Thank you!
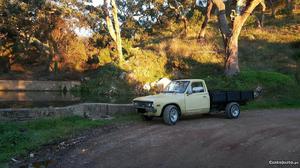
[286, 0, 293, 16]
[256, 0, 266, 28]
[212, 0, 231, 38]
[198, 1, 213, 40]
[225, 19, 241, 76]
[182, 16, 188, 36]
[103, 0, 117, 42]
[224, 0, 263, 76]
[103, 0, 124, 64]
[269, 0, 276, 18]
[111, 0, 124, 63]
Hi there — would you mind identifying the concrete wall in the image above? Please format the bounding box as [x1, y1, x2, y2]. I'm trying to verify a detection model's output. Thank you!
[0, 91, 80, 102]
[0, 80, 81, 91]
[0, 103, 135, 121]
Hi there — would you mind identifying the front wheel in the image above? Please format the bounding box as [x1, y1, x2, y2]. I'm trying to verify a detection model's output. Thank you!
[163, 105, 179, 125]
[225, 102, 240, 119]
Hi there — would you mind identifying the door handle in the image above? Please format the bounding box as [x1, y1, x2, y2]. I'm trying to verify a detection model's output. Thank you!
[203, 95, 207, 98]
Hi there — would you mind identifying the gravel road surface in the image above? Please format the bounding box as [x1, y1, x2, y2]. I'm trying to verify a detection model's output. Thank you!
[51, 109, 300, 168]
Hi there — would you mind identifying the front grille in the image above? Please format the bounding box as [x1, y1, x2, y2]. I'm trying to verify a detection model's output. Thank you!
[133, 101, 152, 108]
[137, 108, 146, 113]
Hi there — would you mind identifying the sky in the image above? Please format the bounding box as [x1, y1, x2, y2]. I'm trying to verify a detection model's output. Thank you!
[91, 0, 103, 6]
[74, 0, 103, 37]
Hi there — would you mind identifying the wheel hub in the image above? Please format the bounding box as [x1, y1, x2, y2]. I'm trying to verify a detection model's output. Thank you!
[170, 108, 178, 122]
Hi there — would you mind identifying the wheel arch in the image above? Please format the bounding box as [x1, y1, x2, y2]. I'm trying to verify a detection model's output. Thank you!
[160, 103, 182, 117]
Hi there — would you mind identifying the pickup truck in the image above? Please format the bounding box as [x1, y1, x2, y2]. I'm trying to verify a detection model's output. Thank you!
[133, 79, 254, 125]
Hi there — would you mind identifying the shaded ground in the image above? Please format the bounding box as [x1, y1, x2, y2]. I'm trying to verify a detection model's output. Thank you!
[13, 109, 300, 168]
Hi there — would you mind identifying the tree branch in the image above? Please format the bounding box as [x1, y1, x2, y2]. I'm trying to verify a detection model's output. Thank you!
[103, 0, 117, 42]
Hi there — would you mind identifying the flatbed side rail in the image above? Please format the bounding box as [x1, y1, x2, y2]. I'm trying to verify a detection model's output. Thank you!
[209, 90, 254, 105]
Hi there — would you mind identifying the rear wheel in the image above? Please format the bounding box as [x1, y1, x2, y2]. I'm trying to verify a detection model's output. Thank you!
[163, 105, 179, 125]
[225, 102, 240, 119]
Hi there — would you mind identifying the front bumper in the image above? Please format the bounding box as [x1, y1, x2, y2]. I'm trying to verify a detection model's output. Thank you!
[135, 106, 157, 113]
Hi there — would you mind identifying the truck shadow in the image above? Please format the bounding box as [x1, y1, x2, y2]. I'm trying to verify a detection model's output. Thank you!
[180, 113, 228, 121]
[147, 113, 228, 125]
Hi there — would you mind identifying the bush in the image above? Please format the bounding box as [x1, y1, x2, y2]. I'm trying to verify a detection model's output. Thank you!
[204, 70, 298, 97]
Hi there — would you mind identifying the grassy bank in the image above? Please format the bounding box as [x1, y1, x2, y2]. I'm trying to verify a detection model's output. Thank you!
[0, 112, 141, 166]
[74, 12, 300, 109]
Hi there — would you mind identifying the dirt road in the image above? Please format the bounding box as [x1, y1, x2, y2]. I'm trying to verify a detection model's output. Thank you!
[51, 109, 300, 168]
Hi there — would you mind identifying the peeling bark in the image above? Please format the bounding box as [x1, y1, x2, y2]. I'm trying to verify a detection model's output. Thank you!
[256, 0, 266, 28]
[111, 0, 124, 63]
[211, 0, 231, 38]
[224, 0, 263, 76]
[103, 0, 124, 63]
[198, 1, 213, 40]
[103, 0, 116, 42]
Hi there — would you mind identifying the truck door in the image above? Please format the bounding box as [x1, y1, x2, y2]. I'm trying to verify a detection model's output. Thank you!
[185, 81, 210, 114]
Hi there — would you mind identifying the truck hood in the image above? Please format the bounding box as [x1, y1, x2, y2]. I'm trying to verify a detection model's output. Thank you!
[133, 93, 180, 102]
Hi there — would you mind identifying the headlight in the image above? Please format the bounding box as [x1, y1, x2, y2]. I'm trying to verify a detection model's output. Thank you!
[146, 102, 154, 107]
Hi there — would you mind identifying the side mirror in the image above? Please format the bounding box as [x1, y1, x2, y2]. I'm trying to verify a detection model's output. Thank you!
[186, 88, 192, 95]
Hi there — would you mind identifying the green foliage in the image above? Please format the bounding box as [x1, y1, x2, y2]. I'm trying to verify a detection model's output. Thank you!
[127, 48, 169, 83]
[0, 113, 141, 163]
[188, 9, 204, 25]
[74, 63, 134, 96]
[98, 48, 112, 64]
[205, 70, 297, 92]
[244, 15, 258, 27]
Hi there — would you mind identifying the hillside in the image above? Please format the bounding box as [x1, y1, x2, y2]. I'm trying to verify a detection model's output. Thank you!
[1, 0, 300, 108]
[74, 10, 300, 108]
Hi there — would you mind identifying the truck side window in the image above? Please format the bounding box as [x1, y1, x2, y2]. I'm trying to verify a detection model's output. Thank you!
[191, 82, 204, 93]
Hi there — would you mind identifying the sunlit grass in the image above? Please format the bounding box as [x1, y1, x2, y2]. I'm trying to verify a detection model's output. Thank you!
[0, 112, 141, 164]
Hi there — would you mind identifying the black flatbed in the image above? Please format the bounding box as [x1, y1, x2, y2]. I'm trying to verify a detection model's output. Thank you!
[209, 90, 254, 106]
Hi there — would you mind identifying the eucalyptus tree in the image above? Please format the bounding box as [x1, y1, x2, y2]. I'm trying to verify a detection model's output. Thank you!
[213, 0, 266, 76]
[0, 0, 92, 72]
[103, 0, 124, 64]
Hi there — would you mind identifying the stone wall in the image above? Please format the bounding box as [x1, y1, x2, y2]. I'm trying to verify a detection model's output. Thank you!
[0, 103, 135, 121]
[0, 80, 81, 91]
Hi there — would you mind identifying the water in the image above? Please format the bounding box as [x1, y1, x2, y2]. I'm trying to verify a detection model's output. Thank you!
[0, 91, 134, 108]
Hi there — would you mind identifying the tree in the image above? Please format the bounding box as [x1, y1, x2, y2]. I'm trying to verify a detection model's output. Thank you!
[198, 1, 213, 40]
[103, 0, 124, 64]
[168, 0, 189, 36]
[199, 0, 265, 76]
[0, 0, 92, 73]
[198, 0, 266, 41]
[210, 0, 264, 76]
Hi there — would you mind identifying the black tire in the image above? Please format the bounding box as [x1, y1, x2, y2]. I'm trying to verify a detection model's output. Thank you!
[142, 115, 153, 121]
[163, 105, 179, 125]
[225, 102, 240, 119]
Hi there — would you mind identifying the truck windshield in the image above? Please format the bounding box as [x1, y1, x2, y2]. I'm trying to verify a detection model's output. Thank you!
[163, 81, 189, 93]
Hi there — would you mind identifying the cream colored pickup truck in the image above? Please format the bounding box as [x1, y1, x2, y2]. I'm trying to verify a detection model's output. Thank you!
[133, 79, 254, 125]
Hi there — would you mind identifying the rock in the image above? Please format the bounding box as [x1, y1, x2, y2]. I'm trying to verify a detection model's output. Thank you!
[11, 158, 20, 163]
[156, 78, 171, 89]
[249, 35, 255, 40]
[254, 86, 263, 98]
[119, 72, 127, 80]
[81, 77, 90, 82]
[143, 83, 151, 91]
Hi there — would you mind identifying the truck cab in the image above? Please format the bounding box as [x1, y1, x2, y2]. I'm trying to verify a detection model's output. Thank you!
[133, 79, 253, 125]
